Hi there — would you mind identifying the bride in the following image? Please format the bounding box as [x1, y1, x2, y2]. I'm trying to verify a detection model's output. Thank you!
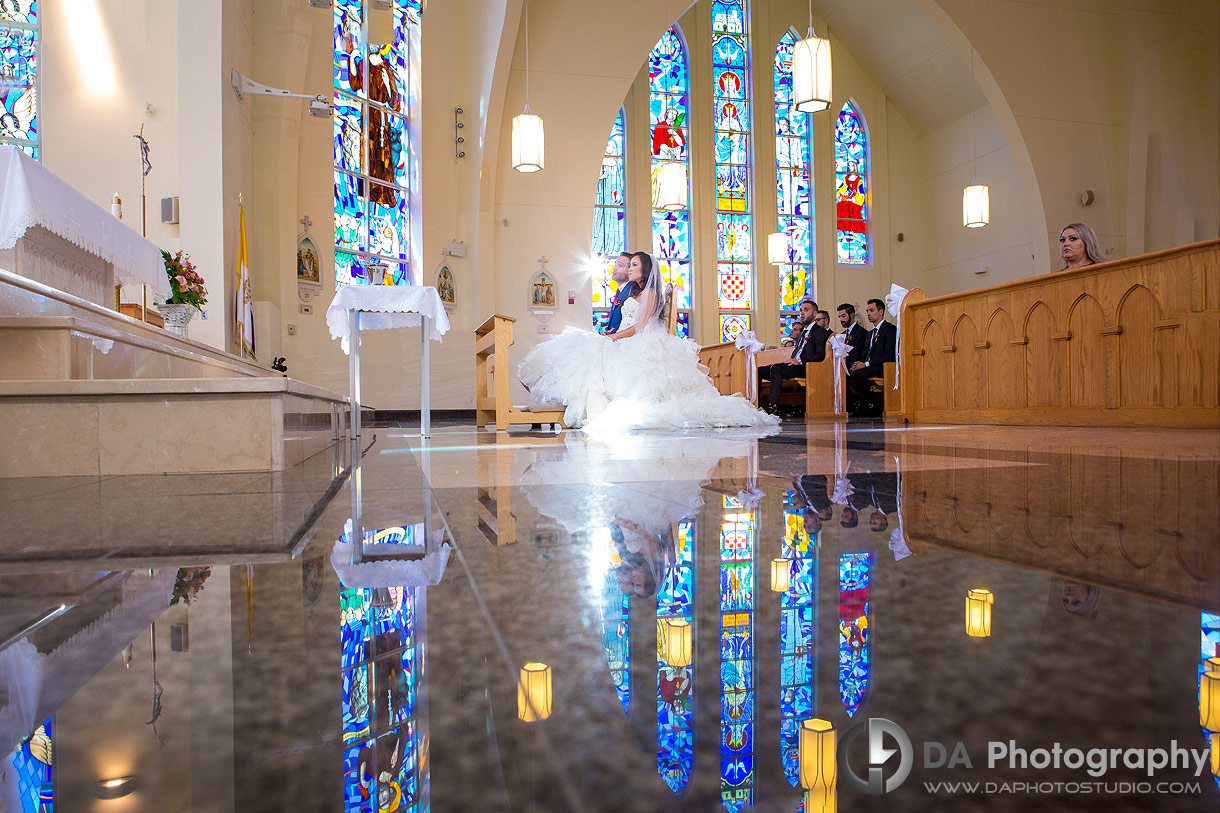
[518, 251, 779, 432]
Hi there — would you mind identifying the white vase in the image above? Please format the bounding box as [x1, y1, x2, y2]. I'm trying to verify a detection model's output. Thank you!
[157, 303, 197, 339]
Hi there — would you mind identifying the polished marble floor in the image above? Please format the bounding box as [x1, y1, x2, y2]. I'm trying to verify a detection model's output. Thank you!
[1, 420, 1218, 811]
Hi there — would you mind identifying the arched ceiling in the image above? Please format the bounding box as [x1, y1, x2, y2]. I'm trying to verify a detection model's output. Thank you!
[812, 0, 982, 135]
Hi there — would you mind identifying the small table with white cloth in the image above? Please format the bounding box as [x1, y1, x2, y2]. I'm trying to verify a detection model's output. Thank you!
[325, 284, 451, 440]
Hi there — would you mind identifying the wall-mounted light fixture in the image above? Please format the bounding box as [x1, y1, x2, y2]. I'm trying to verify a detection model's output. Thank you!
[230, 71, 332, 118]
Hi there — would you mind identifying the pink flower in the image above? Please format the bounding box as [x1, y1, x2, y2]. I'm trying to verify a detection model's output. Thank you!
[175, 275, 187, 286]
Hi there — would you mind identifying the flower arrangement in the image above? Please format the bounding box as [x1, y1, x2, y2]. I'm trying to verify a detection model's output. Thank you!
[170, 567, 212, 606]
[161, 250, 208, 310]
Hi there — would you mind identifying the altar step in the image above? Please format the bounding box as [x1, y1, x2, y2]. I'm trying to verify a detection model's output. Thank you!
[0, 377, 347, 478]
[0, 267, 277, 382]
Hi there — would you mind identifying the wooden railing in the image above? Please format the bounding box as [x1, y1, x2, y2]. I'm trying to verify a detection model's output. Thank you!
[900, 239, 1219, 427]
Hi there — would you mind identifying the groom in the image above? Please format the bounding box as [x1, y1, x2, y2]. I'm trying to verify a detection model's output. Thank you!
[758, 298, 829, 415]
[602, 252, 634, 334]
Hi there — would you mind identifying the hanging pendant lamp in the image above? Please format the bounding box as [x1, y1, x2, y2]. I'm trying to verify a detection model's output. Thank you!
[512, 3, 544, 173]
[961, 2, 988, 227]
[792, 0, 832, 113]
[767, 232, 789, 265]
[658, 160, 687, 210]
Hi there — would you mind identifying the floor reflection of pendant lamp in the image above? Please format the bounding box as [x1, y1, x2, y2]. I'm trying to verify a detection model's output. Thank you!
[518, 662, 552, 721]
[771, 557, 791, 592]
[1200, 664, 1220, 730]
[799, 717, 836, 809]
[664, 618, 692, 667]
[965, 588, 993, 637]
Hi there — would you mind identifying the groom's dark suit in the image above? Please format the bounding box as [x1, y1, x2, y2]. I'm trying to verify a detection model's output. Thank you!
[759, 322, 829, 409]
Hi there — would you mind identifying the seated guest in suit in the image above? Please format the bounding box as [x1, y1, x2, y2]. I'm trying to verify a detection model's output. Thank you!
[758, 299, 829, 415]
[837, 303, 869, 351]
[1058, 222, 1104, 270]
[846, 298, 897, 409]
[602, 252, 635, 334]
[793, 473, 834, 522]
[815, 309, 831, 331]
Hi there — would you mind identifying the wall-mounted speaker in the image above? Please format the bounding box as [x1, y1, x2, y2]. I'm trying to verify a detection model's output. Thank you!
[160, 196, 179, 225]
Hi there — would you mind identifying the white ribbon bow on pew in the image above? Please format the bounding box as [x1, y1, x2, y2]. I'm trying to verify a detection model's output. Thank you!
[734, 329, 765, 403]
[828, 333, 853, 416]
[884, 283, 910, 390]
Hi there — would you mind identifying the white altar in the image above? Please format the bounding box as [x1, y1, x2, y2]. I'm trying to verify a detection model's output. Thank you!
[0, 146, 168, 307]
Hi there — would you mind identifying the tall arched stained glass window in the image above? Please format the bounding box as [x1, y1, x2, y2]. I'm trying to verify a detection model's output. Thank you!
[591, 109, 627, 332]
[0, 3, 40, 159]
[649, 28, 692, 338]
[712, 0, 754, 343]
[719, 497, 755, 812]
[773, 31, 814, 336]
[333, 0, 421, 287]
[834, 102, 869, 265]
[779, 491, 817, 787]
[839, 551, 872, 717]
[657, 520, 695, 794]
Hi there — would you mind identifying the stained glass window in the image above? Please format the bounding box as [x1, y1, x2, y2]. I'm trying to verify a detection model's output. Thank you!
[774, 31, 815, 336]
[591, 109, 627, 329]
[713, 1, 754, 342]
[658, 520, 695, 794]
[720, 497, 754, 812]
[834, 102, 869, 265]
[340, 525, 424, 812]
[602, 528, 631, 716]
[333, 0, 420, 287]
[839, 552, 872, 717]
[7, 718, 52, 812]
[649, 27, 692, 338]
[779, 492, 817, 787]
[0, 3, 39, 160]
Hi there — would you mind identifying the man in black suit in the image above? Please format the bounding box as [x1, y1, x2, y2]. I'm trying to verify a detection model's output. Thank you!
[759, 299, 829, 415]
[837, 302, 869, 353]
[846, 298, 897, 413]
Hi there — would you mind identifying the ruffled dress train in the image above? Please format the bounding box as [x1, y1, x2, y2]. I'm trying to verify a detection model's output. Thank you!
[517, 315, 779, 433]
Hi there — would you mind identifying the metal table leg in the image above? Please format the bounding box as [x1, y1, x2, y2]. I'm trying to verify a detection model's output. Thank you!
[349, 308, 361, 440]
[421, 314, 431, 438]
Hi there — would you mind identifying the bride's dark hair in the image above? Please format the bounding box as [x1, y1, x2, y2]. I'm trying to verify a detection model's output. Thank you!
[630, 251, 654, 288]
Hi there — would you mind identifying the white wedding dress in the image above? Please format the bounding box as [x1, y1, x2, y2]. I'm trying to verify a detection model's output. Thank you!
[518, 297, 779, 432]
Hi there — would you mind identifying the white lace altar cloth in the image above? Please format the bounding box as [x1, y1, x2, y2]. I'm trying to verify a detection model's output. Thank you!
[0, 146, 168, 295]
[326, 284, 451, 354]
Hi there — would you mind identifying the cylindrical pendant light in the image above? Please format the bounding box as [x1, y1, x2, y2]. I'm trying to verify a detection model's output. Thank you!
[792, 1, 832, 114]
[512, 108, 544, 173]
[963, 183, 989, 228]
[965, 588, 993, 637]
[771, 557, 790, 592]
[658, 160, 687, 210]
[961, 3, 988, 227]
[512, 3, 544, 173]
[517, 662, 552, 721]
[767, 232, 789, 265]
[1210, 731, 1219, 778]
[799, 718, 837, 792]
[664, 618, 692, 667]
